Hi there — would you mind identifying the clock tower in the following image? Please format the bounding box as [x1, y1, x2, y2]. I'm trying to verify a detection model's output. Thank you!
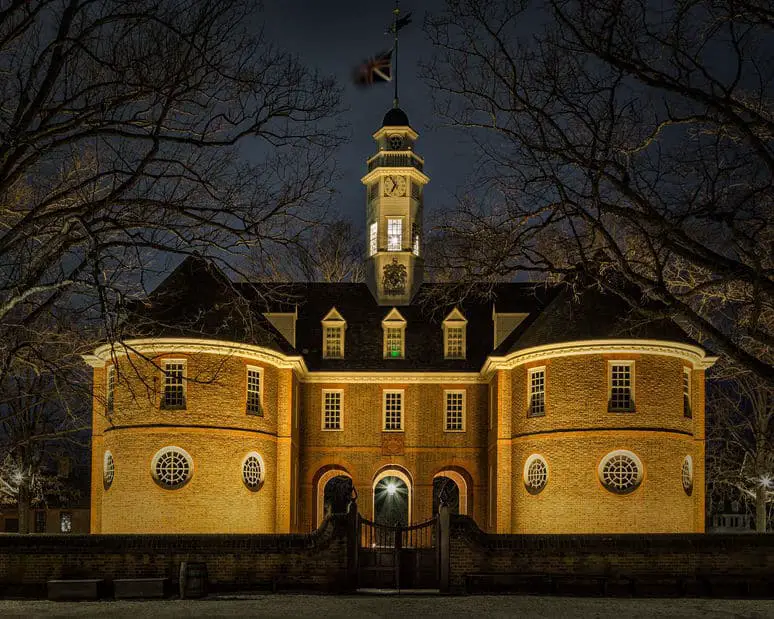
[361, 108, 430, 305]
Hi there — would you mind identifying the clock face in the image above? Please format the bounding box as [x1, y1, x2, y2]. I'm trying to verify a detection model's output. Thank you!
[383, 175, 407, 197]
[389, 135, 404, 150]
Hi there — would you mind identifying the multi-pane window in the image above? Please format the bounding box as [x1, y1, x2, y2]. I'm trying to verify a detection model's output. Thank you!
[385, 327, 404, 358]
[412, 222, 420, 256]
[384, 391, 403, 431]
[324, 326, 343, 358]
[683, 368, 692, 418]
[387, 218, 402, 251]
[323, 390, 343, 430]
[34, 510, 46, 533]
[162, 360, 186, 409]
[246, 367, 262, 416]
[445, 327, 465, 359]
[445, 391, 465, 431]
[528, 368, 546, 417]
[106, 365, 115, 412]
[609, 362, 634, 412]
[369, 222, 378, 257]
[60, 512, 72, 533]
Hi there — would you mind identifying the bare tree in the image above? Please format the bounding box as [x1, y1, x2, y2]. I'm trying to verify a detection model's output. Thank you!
[707, 366, 774, 531]
[0, 341, 89, 534]
[248, 219, 365, 282]
[423, 0, 774, 383]
[0, 0, 343, 380]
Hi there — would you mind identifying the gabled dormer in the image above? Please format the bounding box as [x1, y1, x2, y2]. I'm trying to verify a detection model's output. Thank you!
[382, 307, 407, 359]
[492, 304, 529, 349]
[321, 307, 346, 359]
[443, 307, 468, 359]
[264, 307, 298, 348]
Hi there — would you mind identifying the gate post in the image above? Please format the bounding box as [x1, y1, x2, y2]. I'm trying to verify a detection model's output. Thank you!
[438, 505, 450, 593]
[346, 501, 359, 591]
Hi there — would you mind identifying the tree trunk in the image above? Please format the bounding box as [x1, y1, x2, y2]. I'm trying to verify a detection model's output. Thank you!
[17, 484, 30, 534]
[756, 484, 767, 533]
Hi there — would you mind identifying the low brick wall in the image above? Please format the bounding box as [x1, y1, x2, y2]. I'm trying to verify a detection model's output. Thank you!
[0, 516, 349, 597]
[448, 516, 774, 595]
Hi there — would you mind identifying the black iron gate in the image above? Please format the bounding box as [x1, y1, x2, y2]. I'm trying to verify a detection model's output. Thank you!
[357, 515, 438, 589]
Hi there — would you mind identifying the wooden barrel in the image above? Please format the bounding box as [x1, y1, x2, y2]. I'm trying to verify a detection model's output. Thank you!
[179, 561, 208, 599]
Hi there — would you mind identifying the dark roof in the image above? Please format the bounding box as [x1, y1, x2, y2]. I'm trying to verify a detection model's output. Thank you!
[121, 256, 294, 355]
[123, 256, 702, 371]
[382, 107, 410, 127]
[496, 285, 698, 355]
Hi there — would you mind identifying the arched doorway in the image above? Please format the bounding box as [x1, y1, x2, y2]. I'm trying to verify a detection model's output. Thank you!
[315, 468, 352, 527]
[433, 476, 460, 515]
[433, 469, 469, 516]
[373, 468, 412, 526]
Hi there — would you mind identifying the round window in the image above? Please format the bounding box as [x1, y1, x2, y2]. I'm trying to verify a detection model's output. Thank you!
[682, 456, 693, 494]
[151, 447, 193, 489]
[103, 451, 114, 489]
[599, 450, 643, 494]
[523, 454, 548, 494]
[242, 452, 265, 490]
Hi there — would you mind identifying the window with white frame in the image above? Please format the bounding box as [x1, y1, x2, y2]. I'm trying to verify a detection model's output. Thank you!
[242, 452, 265, 490]
[528, 367, 546, 417]
[322, 390, 343, 430]
[324, 326, 344, 359]
[387, 218, 402, 251]
[151, 446, 193, 489]
[523, 454, 548, 493]
[162, 360, 186, 409]
[369, 222, 378, 257]
[443, 309, 467, 360]
[383, 390, 403, 431]
[445, 327, 465, 359]
[385, 327, 404, 358]
[609, 362, 634, 412]
[598, 450, 642, 494]
[682, 455, 693, 494]
[445, 390, 465, 431]
[246, 367, 262, 416]
[106, 365, 115, 413]
[103, 451, 114, 489]
[412, 222, 420, 256]
[683, 368, 692, 418]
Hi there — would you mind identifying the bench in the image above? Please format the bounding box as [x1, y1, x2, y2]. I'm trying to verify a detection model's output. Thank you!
[47, 579, 104, 601]
[113, 578, 168, 599]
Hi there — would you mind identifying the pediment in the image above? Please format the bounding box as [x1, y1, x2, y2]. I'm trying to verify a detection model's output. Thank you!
[443, 307, 468, 325]
[321, 307, 346, 325]
[382, 307, 407, 326]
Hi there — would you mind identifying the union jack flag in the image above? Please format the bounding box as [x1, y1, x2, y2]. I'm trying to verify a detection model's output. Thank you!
[352, 50, 393, 87]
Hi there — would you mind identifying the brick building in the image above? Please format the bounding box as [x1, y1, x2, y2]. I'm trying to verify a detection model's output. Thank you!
[84, 108, 716, 535]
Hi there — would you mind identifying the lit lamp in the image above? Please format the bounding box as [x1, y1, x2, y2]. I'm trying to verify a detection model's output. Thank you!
[387, 482, 397, 496]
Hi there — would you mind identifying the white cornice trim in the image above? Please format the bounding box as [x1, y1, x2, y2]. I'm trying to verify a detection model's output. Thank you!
[372, 126, 419, 140]
[481, 339, 718, 377]
[360, 168, 430, 186]
[304, 372, 485, 384]
[86, 338, 308, 375]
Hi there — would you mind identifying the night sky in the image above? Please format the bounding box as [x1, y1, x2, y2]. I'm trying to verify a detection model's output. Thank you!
[261, 0, 475, 229]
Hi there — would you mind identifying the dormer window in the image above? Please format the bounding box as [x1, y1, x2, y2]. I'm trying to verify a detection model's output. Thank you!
[443, 308, 468, 359]
[321, 308, 347, 359]
[382, 308, 407, 359]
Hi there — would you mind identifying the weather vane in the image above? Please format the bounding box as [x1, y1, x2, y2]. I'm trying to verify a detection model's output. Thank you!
[352, 1, 412, 106]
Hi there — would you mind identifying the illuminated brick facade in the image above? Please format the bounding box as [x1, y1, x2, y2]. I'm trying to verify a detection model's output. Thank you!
[85, 108, 716, 535]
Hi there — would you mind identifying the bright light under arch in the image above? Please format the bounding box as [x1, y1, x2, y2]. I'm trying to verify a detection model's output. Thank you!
[372, 468, 412, 524]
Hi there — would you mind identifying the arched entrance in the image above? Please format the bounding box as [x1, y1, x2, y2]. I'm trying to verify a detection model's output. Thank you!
[315, 468, 352, 527]
[373, 468, 412, 526]
[433, 469, 469, 516]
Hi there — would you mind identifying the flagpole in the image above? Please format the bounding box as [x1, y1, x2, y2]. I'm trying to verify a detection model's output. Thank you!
[393, 1, 399, 108]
